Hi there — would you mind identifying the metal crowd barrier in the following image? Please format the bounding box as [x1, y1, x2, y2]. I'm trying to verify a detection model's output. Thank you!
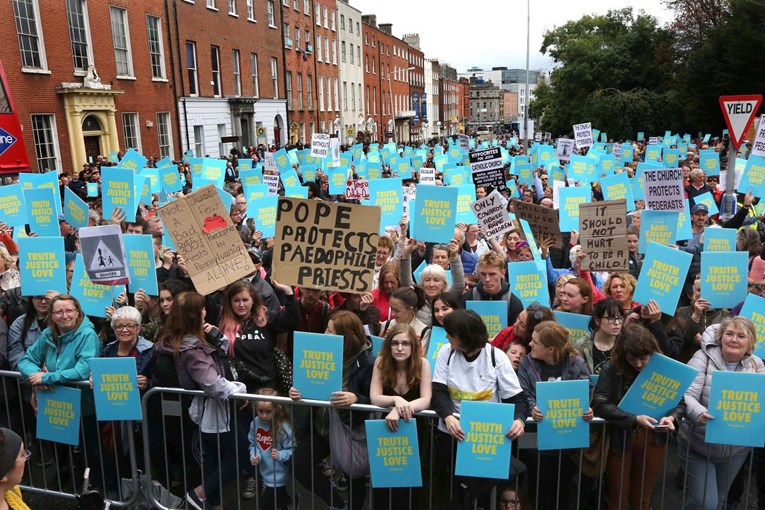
[2, 370, 760, 509]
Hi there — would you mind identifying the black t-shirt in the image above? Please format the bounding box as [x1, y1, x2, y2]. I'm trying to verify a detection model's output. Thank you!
[592, 346, 612, 376]
[539, 360, 565, 382]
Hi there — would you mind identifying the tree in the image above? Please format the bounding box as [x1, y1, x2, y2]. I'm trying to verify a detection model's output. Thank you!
[529, 8, 682, 139]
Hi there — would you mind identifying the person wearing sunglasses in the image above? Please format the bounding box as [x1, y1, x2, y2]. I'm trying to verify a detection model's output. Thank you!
[0, 427, 31, 510]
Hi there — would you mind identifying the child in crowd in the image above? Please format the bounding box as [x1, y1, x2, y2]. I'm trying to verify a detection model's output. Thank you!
[505, 341, 527, 371]
[249, 388, 295, 510]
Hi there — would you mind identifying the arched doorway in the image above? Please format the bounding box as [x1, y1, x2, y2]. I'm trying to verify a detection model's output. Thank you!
[274, 114, 284, 147]
[82, 114, 104, 163]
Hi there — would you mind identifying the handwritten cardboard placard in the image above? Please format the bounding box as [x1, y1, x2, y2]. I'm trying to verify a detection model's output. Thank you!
[273, 198, 380, 293]
[471, 190, 514, 242]
[158, 185, 255, 295]
[579, 200, 628, 271]
[511, 199, 562, 245]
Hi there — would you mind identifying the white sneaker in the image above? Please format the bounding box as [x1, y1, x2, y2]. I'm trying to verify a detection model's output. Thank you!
[241, 477, 258, 499]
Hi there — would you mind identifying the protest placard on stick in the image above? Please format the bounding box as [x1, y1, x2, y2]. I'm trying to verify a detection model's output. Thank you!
[579, 200, 628, 271]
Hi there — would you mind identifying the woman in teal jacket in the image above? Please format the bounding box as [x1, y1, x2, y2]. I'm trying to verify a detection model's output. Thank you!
[17, 294, 100, 386]
[17, 294, 102, 488]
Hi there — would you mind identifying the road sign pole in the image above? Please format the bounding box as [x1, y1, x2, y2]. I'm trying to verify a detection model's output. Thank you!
[722, 138, 737, 221]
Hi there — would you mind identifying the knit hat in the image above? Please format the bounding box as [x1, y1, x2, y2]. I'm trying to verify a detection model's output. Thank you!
[0, 427, 23, 480]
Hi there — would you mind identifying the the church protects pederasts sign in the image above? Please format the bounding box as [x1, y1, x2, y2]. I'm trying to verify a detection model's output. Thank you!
[158, 185, 255, 295]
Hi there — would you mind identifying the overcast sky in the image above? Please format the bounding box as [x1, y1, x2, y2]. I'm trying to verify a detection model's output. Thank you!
[349, 0, 676, 73]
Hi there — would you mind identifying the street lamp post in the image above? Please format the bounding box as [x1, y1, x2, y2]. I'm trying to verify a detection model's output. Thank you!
[387, 65, 415, 144]
[523, 0, 530, 147]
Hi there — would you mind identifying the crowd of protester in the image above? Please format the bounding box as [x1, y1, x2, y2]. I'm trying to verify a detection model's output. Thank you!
[1, 132, 765, 510]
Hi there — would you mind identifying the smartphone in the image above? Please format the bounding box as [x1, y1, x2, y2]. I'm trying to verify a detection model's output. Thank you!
[654, 424, 670, 430]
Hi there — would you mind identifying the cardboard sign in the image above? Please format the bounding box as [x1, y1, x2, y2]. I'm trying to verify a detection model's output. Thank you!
[573, 122, 593, 149]
[471, 190, 513, 241]
[469, 147, 507, 192]
[366, 420, 422, 488]
[311, 133, 331, 158]
[579, 200, 628, 271]
[618, 353, 698, 421]
[345, 180, 370, 200]
[643, 168, 684, 212]
[158, 185, 255, 295]
[79, 224, 131, 286]
[511, 199, 562, 245]
[752, 114, 765, 158]
[273, 198, 380, 293]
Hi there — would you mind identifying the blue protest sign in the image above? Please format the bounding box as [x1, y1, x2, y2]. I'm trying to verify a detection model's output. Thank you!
[117, 148, 148, 171]
[739, 155, 765, 197]
[694, 191, 719, 216]
[284, 186, 308, 199]
[23, 187, 59, 236]
[553, 311, 591, 344]
[293, 332, 343, 400]
[455, 401, 514, 479]
[328, 166, 348, 195]
[633, 242, 692, 315]
[662, 148, 681, 168]
[700, 251, 748, 309]
[365, 419, 422, 488]
[87, 182, 99, 197]
[567, 154, 590, 182]
[704, 228, 737, 251]
[90, 357, 142, 421]
[155, 156, 174, 168]
[18, 237, 67, 296]
[618, 353, 698, 420]
[102, 167, 138, 221]
[740, 294, 765, 358]
[558, 186, 591, 232]
[537, 379, 590, 450]
[699, 150, 721, 176]
[426, 328, 448, 375]
[250, 195, 278, 238]
[140, 167, 160, 194]
[280, 168, 301, 189]
[705, 371, 765, 447]
[599, 172, 635, 212]
[367, 178, 403, 230]
[158, 165, 183, 193]
[638, 210, 679, 254]
[676, 199, 692, 241]
[37, 385, 81, 446]
[124, 234, 158, 296]
[0, 184, 27, 226]
[506, 261, 549, 308]
[20, 171, 62, 217]
[240, 167, 264, 188]
[456, 185, 477, 224]
[412, 185, 458, 243]
[274, 148, 292, 174]
[466, 301, 507, 340]
[63, 186, 89, 229]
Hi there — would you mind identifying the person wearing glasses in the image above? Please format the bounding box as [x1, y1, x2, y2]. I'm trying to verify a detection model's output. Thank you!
[496, 486, 524, 509]
[0, 427, 31, 510]
[575, 299, 624, 378]
[101, 306, 153, 392]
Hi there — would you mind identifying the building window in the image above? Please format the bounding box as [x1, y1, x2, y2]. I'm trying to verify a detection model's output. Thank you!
[356, 21, 359, 34]
[270, 57, 278, 98]
[293, 0, 299, 10]
[350, 83, 354, 111]
[324, 36, 329, 62]
[206, 0, 216, 9]
[211, 45, 221, 96]
[366, 86, 370, 113]
[372, 87, 376, 114]
[193, 125, 204, 157]
[286, 71, 293, 109]
[246, 0, 254, 20]
[13, 0, 47, 70]
[283, 23, 290, 47]
[295, 26, 300, 50]
[228, 0, 236, 15]
[122, 113, 141, 151]
[217, 124, 226, 156]
[157, 112, 172, 158]
[31, 114, 59, 172]
[307, 74, 313, 110]
[186, 41, 198, 95]
[349, 44, 354, 65]
[314, 2, 320, 25]
[299, 122, 305, 143]
[296, 73, 303, 109]
[334, 78, 339, 111]
[358, 83, 362, 110]
[232, 49, 241, 96]
[340, 14, 344, 30]
[348, 17, 353, 33]
[267, 0, 275, 26]
[327, 76, 332, 110]
[110, 6, 134, 77]
[372, 56, 375, 74]
[322, 6, 328, 27]
[146, 15, 167, 79]
[315, 35, 322, 62]
[65, 0, 92, 73]
[356, 46, 360, 67]
[305, 30, 311, 50]
[331, 39, 336, 64]
[330, 9, 335, 30]
[365, 55, 368, 73]
[282, 0, 288, 5]
[318, 76, 324, 111]
[250, 53, 259, 97]
[343, 81, 347, 111]
[341, 42, 346, 62]
[304, 0, 309, 15]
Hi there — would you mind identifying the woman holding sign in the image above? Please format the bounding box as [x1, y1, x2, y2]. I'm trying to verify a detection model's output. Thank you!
[592, 324, 675, 510]
[517, 321, 592, 510]
[674, 316, 765, 510]
[370, 323, 431, 509]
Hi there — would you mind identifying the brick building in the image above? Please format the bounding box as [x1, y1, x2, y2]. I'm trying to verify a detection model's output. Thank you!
[282, 0, 317, 145]
[1, 0, 178, 172]
[402, 34, 424, 144]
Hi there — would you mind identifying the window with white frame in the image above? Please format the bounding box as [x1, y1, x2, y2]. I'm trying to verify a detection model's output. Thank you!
[267, 0, 275, 26]
[341, 42, 345, 62]
[322, 6, 327, 27]
[13, 0, 48, 70]
[157, 112, 172, 158]
[343, 81, 347, 110]
[186, 41, 198, 95]
[358, 84, 362, 110]
[293, 0, 299, 9]
[307, 74, 313, 109]
[349, 44, 354, 65]
[372, 87, 376, 114]
[286, 71, 293, 109]
[318, 76, 324, 111]
[340, 14, 344, 30]
[331, 39, 336, 64]
[305, 30, 311, 50]
[366, 86, 370, 114]
[217, 124, 226, 156]
[193, 125, 204, 156]
[356, 21, 359, 34]
[365, 55, 368, 73]
[206, 0, 216, 9]
[146, 16, 167, 79]
[333, 79, 338, 111]
[211, 45, 221, 96]
[246, 0, 254, 20]
[250, 53, 259, 97]
[228, 0, 236, 15]
[283, 23, 290, 47]
[327, 76, 332, 110]
[299, 122, 305, 143]
[356, 46, 360, 67]
[295, 27, 300, 49]
[304, 0, 309, 15]
[110, 6, 134, 77]
[296, 73, 303, 109]
[350, 83, 354, 111]
[31, 114, 59, 171]
[330, 10, 335, 30]
[270, 57, 278, 98]
[324, 36, 329, 62]
[232, 49, 241, 96]
[314, 2, 320, 25]
[122, 113, 141, 152]
[282, 0, 288, 5]
[66, 0, 92, 73]
[316, 35, 322, 62]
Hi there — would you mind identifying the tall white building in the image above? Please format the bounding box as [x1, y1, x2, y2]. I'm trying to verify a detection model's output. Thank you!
[337, 0, 365, 145]
[424, 60, 440, 138]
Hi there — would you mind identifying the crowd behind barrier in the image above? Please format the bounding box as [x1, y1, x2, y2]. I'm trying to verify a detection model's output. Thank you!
[2, 133, 765, 510]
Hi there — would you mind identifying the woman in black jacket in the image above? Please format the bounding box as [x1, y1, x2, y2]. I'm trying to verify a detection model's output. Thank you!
[592, 323, 676, 510]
